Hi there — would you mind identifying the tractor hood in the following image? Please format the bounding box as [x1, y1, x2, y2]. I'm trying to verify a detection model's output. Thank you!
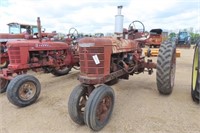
[79, 37, 139, 53]
[0, 33, 25, 42]
[6, 40, 69, 50]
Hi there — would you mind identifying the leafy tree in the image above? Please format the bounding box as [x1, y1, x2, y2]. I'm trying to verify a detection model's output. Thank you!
[169, 32, 176, 39]
[190, 32, 200, 44]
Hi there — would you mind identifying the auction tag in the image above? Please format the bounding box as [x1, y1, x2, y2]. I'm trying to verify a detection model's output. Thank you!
[92, 54, 100, 65]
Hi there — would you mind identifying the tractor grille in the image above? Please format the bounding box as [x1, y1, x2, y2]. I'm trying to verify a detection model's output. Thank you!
[79, 47, 104, 75]
[8, 47, 21, 64]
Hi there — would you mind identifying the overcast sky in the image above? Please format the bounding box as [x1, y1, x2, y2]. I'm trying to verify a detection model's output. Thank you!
[0, 0, 200, 34]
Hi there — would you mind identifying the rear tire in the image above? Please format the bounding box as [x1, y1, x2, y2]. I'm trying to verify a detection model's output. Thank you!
[156, 41, 176, 95]
[51, 66, 72, 76]
[84, 85, 115, 131]
[191, 42, 200, 103]
[7, 75, 41, 107]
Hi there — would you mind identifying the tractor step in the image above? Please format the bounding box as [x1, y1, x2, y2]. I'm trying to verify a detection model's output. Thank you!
[143, 48, 181, 57]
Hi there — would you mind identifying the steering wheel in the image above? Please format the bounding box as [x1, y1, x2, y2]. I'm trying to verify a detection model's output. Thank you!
[68, 27, 79, 39]
[128, 20, 145, 33]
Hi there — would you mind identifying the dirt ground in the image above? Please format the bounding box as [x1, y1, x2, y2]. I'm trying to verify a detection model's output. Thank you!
[0, 48, 200, 133]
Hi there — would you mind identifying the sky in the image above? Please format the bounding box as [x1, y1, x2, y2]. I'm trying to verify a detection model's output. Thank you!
[0, 0, 200, 34]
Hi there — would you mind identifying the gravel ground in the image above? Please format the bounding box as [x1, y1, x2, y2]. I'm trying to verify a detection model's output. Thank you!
[0, 48, 200, 133]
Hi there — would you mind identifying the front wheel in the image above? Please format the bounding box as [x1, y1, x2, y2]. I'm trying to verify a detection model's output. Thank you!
[68, 84, 94, 125]
[156, 41, 176, 95]
[84, 84, 115, 131]
[6, 75, 41, 107]
[191, 42, 200, 103]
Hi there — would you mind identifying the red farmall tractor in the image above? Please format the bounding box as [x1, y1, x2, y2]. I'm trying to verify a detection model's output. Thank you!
[0, 17, 79, 107]
[0, 21, 55, 68]
[68, 6, 176, 131]
[191, 39, 200, 103]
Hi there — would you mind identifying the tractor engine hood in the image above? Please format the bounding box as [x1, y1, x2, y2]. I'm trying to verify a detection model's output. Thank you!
[0, 33, 25, 42]
[79, 37, 139, 53]
[6, 40, 69, 50]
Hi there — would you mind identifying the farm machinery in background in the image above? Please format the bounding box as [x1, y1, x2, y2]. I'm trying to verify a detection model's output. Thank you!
[68, 6, 176, 131]
[176, 31, 191, 48]
[191, 38, 200, 103]
[0, 17, 80, 107]
[145, 28, 167, 48]
[143, 29, 181, 57]
[0, 22, 56, 68]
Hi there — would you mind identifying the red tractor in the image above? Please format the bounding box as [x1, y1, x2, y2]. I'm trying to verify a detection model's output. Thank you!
[68, 6, 176, 131]
[191, 39, 200, 103]
[0, 17, 79, 107]
[0, 21, 55, 68]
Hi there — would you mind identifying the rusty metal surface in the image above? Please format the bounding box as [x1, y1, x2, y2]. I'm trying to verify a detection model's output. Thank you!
[18, 81, 37, 101]
[96, 95, 112, 123]
[78, 33, 158, 85]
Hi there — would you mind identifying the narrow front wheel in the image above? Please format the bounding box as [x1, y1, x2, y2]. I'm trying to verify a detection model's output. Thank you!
[84, 84, 115, 131]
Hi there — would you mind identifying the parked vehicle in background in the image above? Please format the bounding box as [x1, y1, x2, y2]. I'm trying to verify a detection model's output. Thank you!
[0, 22, 55, 68]
[176, 31, 191, 48]
[0, 18, 80, 108]
[145, 29, 168, 48]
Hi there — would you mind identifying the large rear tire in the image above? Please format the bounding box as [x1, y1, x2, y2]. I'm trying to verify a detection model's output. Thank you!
[51, 66, 72, 76]
[191, 42, 200, 103]
[156, 41, 176, 95]
[7, 75, 41, 107]
[84, 85, 115, 131]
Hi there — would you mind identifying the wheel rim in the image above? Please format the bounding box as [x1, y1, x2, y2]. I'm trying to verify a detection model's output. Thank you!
[192, 46, 198, 90]
[96, 96, 112, 123]
[0, 78, 9, 90]
[170, 51, 176, 87]
[18, 82, 37, 101]
[78, 91, 88, 115]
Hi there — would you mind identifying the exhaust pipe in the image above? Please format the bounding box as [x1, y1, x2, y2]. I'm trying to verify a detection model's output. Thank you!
[115, 6, 124, 35]
[37, 17, 42, 42]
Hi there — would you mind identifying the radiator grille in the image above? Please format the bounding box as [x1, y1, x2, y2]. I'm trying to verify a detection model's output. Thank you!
[79, 47, 104, 75]
[8, 47, 21, 64]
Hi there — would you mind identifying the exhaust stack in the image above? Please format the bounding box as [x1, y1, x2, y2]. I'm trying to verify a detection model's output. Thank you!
[37, 17, 42, 42]
[115, 6, 124, 35]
